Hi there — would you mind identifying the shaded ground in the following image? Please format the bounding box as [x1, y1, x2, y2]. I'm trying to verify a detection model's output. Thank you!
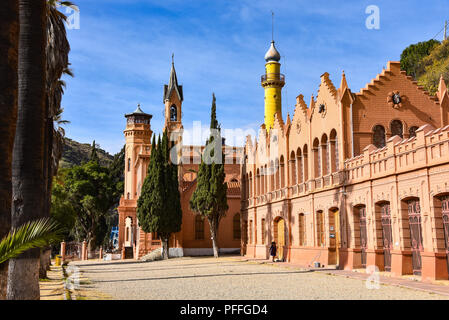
[39, 266, 65, 300]
[70, 256, 449, 300]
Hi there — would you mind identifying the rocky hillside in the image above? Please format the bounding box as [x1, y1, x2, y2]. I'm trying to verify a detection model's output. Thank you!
[59, 137, 114, 168]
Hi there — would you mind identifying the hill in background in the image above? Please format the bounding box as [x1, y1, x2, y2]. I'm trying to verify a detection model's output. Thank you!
[60, 137, 114, 168]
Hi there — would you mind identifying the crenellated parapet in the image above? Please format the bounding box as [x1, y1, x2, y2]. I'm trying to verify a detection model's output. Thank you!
[344, 124, 449, 183]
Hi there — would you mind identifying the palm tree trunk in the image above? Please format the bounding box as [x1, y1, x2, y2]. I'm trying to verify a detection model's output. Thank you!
[7, 0, 47, 300]
[0, 0, 19, 300]
[39, 109, 53, 278]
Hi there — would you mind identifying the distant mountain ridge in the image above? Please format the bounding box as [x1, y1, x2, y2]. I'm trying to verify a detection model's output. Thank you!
[60, 137, 114, 168]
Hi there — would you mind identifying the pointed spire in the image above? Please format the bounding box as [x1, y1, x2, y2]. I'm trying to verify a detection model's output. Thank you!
[340, 70, 348, 92]
[164, 55, 183, 102]
[309, 94, 315, 108]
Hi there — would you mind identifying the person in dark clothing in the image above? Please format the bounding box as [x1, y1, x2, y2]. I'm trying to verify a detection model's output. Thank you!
[269, 241, 277, 262]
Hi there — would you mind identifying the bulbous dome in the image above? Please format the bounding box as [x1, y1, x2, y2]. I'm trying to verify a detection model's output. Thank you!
[264, 41, 281, 62]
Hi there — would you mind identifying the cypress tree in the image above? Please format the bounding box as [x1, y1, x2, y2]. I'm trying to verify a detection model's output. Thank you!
[137, 132, 182, 260]
[90, 140, 99, 163]
[190, 93, 228, 258]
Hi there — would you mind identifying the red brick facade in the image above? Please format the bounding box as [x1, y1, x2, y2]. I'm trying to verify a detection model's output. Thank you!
[117, 64, 243, 259]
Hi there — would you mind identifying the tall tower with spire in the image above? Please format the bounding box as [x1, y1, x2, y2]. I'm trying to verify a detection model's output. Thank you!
[164, 54, 184, 135]
[262, 40, 285, 131]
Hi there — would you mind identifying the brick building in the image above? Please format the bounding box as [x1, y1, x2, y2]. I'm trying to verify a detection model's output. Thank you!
[241, 41, 449, 281]
[117, 60, 243, 259]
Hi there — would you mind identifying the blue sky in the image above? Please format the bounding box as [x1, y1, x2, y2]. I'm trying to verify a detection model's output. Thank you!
[62, 0, 449, 155]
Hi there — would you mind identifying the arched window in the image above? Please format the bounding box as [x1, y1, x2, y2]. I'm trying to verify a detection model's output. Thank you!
[127, 158, 131, 172]
[280, 156, 285, 188]
[260, 167, 265, 194]
[275, 158, 280, 190]
[290, 151, 296, 186]
[321, 134, 329, 175]
[329, 129, 338, 172]
[270, 160, 275, 191]
[373, 125, 386, 148]
[195, 215, 204, 240]
[390, 120, 403, 138]
[249, 172, 253, 197]
[296, 148, 303, 184]
[409, 126, 419, 138]
[298, 213, 305, 246]
[245, 174, 249, 199]
[233, 213, 241, 240]
[256, 169, 260, 196]
[313, 138, 320, 178]
[303, 145, 309, 182]
[170, 104, 177, 121]
[264, 164, 267, 194]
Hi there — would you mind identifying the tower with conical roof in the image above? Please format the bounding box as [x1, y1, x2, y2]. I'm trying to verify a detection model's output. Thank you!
[261, 40, 285, 131]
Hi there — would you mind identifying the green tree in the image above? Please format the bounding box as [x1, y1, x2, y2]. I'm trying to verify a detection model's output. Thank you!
[0, 0, 19, 300]
[400, 39, 440, 79]
[50, 168, 77, 241]
[417, 40, 449, 95]
[190, 94, 228, 258]
[90, 140, 99, 163]
[103, 146, 125, 248]
[61, 160, 113, 254]
[137, 133, 182, 260]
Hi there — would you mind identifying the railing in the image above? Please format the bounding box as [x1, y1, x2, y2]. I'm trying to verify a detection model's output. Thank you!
[261, 73, 285, 83]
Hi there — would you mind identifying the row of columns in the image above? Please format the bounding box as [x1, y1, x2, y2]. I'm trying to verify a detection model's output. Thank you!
[244, 138, 339, 199]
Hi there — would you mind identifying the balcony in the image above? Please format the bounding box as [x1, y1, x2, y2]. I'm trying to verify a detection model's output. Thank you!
[261, 73, 285, 83]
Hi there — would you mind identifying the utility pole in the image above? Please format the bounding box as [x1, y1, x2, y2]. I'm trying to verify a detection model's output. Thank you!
[445, 20, 447, 41]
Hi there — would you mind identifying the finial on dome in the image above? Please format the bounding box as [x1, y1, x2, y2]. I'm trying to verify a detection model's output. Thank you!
[264, 40, 281, 62]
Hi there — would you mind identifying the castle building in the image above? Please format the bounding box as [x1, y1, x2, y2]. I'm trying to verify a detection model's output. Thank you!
[241, 40, 449, 282]
[117, 60, 243, 259]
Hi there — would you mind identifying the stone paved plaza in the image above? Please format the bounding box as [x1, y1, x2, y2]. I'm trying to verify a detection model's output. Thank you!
[69, 256, 449, 300]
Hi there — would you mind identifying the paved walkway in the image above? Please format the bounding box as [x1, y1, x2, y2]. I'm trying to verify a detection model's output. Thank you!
[237, 257, 449, 297]
[69, 256, 449, 300]
[39, 265, 65, 300]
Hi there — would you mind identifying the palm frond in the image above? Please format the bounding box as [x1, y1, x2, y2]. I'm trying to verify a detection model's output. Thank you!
[0, 218, 63, 264]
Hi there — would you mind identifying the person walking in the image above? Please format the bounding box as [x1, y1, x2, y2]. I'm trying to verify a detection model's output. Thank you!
[269, 241, 277, 262]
